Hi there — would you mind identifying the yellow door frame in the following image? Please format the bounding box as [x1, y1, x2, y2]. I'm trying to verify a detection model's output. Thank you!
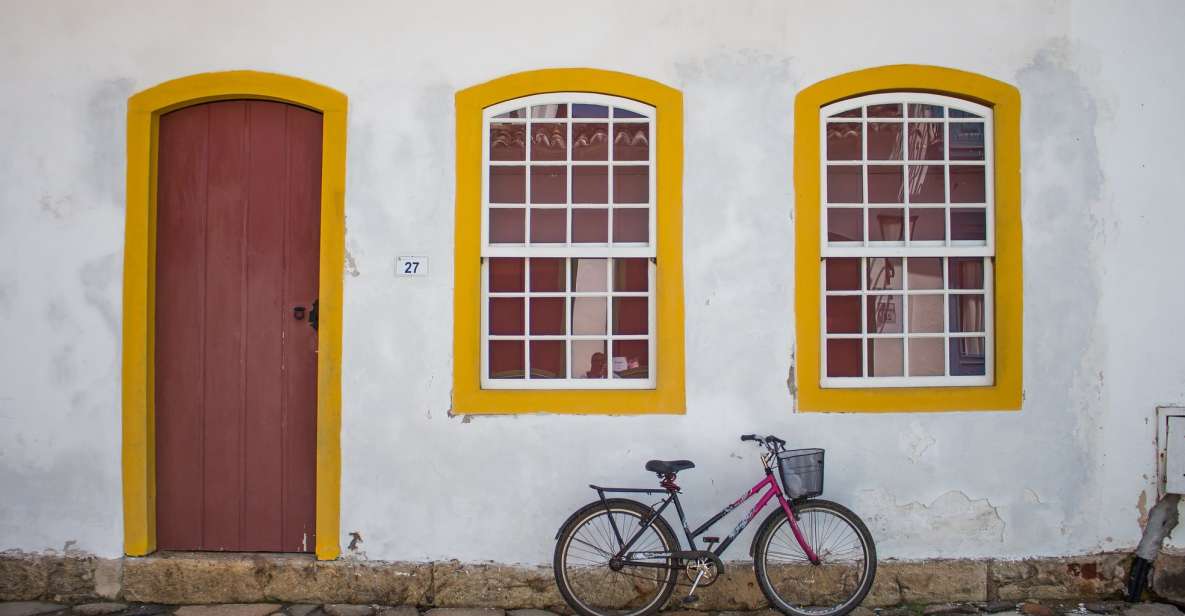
[121, 71, 347, 560]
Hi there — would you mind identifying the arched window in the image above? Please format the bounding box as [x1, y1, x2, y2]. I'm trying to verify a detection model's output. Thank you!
[453, 69, 685, 415]
[820, 93, 994, 386]
[483, 94, 656, 388]
[794, 65, 1021, 412]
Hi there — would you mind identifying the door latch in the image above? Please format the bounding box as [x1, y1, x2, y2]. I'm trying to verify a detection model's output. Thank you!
[309, 299, 319, 331]
[294, 301, 319, 331]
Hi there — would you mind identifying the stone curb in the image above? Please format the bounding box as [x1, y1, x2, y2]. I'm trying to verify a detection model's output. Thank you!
[0, 551, 1152, 608]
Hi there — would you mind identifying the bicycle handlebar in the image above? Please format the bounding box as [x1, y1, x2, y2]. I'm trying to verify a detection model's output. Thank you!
[740, 434, 787, 449]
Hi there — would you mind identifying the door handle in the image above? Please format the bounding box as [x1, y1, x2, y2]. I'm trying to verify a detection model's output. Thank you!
[309, 299, 319, 331]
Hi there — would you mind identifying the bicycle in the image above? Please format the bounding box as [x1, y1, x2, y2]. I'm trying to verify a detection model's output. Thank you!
[553, 434, 876, 616]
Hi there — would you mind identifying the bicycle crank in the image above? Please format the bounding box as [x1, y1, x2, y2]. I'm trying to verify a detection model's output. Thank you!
[684, 557, 719, 588]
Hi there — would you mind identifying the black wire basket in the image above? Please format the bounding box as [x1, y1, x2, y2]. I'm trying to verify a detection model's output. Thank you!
[776, 448, 824, 500]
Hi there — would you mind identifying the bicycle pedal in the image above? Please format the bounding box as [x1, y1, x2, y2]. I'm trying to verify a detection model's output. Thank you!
[681, 595, 699, 605]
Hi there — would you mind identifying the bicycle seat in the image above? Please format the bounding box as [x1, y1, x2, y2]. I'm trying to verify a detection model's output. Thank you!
[645, 459, 695, 474]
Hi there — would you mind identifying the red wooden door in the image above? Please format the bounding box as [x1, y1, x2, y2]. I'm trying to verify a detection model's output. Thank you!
[154, 100, 321, 552]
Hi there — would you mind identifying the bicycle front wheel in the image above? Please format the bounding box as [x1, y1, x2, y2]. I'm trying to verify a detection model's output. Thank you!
[753, 499, 877, 616]
[553, 498, 678, 616]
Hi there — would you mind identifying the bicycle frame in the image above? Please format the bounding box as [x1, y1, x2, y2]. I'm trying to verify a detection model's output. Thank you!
[590, 467, 820, 566]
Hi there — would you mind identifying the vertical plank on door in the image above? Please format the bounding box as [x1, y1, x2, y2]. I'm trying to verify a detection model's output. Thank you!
[202, 101, 249, 550]
[281, 105, 323, 552]
[155, 105, 210, 551]
[241, 101, 288, 551]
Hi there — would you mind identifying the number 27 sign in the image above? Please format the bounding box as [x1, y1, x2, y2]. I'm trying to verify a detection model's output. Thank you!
[396, 256, 428, 277]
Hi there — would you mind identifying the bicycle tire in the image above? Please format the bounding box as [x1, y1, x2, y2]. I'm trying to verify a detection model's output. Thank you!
[752, 499, 877, 616]
[553, 498, 679, 616]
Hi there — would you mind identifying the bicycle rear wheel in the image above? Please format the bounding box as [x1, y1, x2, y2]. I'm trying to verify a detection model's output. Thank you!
[553, 498, 678, 616]
[753, 499, 876, 616]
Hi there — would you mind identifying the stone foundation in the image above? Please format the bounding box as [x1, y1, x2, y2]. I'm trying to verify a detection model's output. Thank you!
[0, 551, 1142, 608]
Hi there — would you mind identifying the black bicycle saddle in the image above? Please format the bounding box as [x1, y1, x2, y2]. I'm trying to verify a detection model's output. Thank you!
[645, 459, 695, 474]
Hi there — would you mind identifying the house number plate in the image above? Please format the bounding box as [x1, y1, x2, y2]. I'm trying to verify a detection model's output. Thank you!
[396, 256, 428, 277]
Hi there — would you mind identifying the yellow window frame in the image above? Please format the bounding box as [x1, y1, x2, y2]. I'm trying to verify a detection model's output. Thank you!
[794, 65, 1022, 412]
[453, 69, 685, 415]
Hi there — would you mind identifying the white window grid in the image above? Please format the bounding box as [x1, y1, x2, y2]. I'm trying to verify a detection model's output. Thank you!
[481, 93, 657, 390]
[820, 256, 994, 388]
[820, 92, 995, 258]
[818, 93, 995, 388]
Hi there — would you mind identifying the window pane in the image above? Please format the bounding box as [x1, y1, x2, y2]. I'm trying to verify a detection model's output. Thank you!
[572, 209, 608, 243]
[531, 104, 567, 118]
[868, 104, 901, 118]
[867, 338, 904, 377]
[867, 123, 901, 160]
[868, 165, 903, 203]
[951, 208, 986, 241]
[950, 337, 987, 376]
[530, 166, 566, 203]
[573, 166, 608, 203]
[572, 340, 608, 378]
[867, 257, 902, 290]
[869, 208, 905, 241]
[494, 108, 526, 119]
[907, 338, 944, 376]
[908, 104, 943, 118]
[489, 257, 524, 292]
[825, 258, 860, 291]
[949, 258, 984, 289]
[573, 104, 608, 118]
[907, 257, 943, 289]
[826, 166, 862, 203]
[950, 295, 986, 333]
[826, 339, 862, 377]
[531, 123, 566, 161]
[826, 296, 860, 334]
[573, 123, 608, 161]
[908, 295, 944, 333]
[529, 258, 565, 292]
[830, 108, 861, 118]
[530, 341, 566, 379]
[827, 208, 863, 242]
[950, 165, 986, 203]
[613, 208, 649, 243]
[613, 340, 649, 379]
[826, 123, 862, 160]
[490, 123, 525, 161]
[911, 207, 945, 241]
[489, 341, 524, 379]
[613, 297, 648, 335]
[907, 122, 943, 160]
[530, 209, 566, 243]
[950, 109, 981, 119]
[572, 258, 608, 291]
[489, 208, 525, 243]
[907, 165, 945, 203]
[489, 166, 525, 203]
[613, 166, 649, 203]
[950, 122, 985, 160]
[488, 297, 524, 335]
[530, 297, 565, 335]
[572, 298, 607, 334]
[867, 295, 902, 334]
[614, 258, 648, 292]
[614, 108, 645, 118]
[614, 123, 649, 161]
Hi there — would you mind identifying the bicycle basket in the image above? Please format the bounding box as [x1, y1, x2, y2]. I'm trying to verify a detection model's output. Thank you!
[776, 448, 824, 499]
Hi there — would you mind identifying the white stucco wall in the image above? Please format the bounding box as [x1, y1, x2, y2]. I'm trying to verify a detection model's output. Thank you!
[2, 0, 1184, 564]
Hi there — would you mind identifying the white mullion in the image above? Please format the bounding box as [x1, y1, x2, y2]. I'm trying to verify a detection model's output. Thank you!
[565, 116, 573, 246]
[564, 257, 571, 379]
[524, 258, 532, 379]
[942, 256, 951, 377]
[605, 258, 615, 379]
[525, 117, 533, 245]
[608, 114, 615, 247]
[860, 258, 867, 377]
[901, 256, 910, 377]
[819, 258, 829, 382]
[861, 121, 870, 249]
